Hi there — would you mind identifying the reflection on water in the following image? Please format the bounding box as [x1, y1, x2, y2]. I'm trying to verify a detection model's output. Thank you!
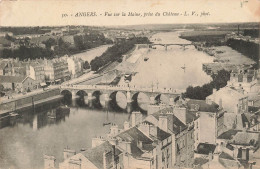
[0, 102, 130, 169]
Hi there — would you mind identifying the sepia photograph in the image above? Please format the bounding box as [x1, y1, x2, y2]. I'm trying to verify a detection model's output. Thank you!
[0, 0, 259, 169]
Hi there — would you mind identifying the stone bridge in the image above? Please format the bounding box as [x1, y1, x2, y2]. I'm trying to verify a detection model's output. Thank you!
[60, 84, 184, 112]
[149, 43, 193, 51]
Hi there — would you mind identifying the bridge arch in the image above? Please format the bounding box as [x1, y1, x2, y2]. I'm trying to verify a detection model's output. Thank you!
[76, 90, 87, 106]
[109, 91, 127, 111]
[61, 90, 72, 105]
[92, 90, 102, 108]
[131, 92, 150, 112]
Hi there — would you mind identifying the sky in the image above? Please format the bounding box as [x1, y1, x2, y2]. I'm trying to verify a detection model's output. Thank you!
[0, 0, 259, 26]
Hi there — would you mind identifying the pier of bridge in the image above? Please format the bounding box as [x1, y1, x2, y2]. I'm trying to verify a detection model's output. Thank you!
[60, 85, 183, 112]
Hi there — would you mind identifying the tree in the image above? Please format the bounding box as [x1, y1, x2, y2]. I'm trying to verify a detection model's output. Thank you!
[184, 69, 230, 100]
[83, 61, 90, 69]
[43, 38, 56, 49]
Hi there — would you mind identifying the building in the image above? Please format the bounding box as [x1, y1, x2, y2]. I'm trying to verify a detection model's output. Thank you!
[0, 31, 13, 37]
[217, 129, 260, 168]
[58, 141, 123, 169]
[26, 61, 45, 85]
[44, 58, 70, 83]
[0, 61, 8, 75]
[64, 56, 84, 78]
[206, 87, 248, 114]
[145, 107, 195, 168]
[228, 69, 258, 94]
[194, 151, 242, 169]
[114, 123, 172, 169]
[0, 75, 36, 92]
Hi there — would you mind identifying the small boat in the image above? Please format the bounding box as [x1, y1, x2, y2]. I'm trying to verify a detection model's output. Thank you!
[9, 112, 19, 117]
[181, 64, 186, 70]
[103, 122, 111, 126]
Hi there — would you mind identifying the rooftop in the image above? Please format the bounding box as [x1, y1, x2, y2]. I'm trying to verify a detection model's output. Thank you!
[81, 141, 122, 169]
[231, 131, 260, 147]
[207, 87, 247, 101]
[0, 75, 29, 83]
[151, 110, 187, 134]
[116, 127, 154, 158]
[195, 143, 216, 155]
[186, 99, 219, 113]
[217, 129, 241, 140]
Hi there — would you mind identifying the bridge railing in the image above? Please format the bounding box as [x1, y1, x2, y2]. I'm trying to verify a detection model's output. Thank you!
[60, 84, 184, 94]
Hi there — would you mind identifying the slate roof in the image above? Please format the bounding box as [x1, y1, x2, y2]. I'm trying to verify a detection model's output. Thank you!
[149, 127, 171, 141]
[0, 75, 28, 83]
[151, 110, 187, 134]
[195, 143, 216, 155]
[81, 141, 122, 169]
[116, 127, 154, 158]
[219, 152, 234, 160]
[231, 131, 260, 147]
[217, 129, 241, 140]
[194, 157, 209, 166]
[186, 99, 219, 113]
[0, 62, 7, 69]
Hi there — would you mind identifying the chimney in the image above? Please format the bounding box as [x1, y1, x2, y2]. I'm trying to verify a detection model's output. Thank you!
[213, 153, 219, 162]
[245, 122, 249, 129]
[138, 122, 150, 137]
[126, 141, 131, 154]
[208, 151, 213, 161]
[44, 155, 56, 169]
[219, 98, 222, 109]
[124, 121, 130, 131]
[92, 136, 106, 148]
[112, 145, 116, 169]
[63, 147, 76, 160]
[110, 124, 119, 136]
[131, 111, 142, 127]
[158, 114, 168, 132]
[243, 73, 248, 83]
[150, 125, 157, 138]
[103, 151, 110, 169]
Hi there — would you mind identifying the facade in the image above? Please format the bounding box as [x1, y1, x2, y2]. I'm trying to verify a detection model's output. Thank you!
[65, 56, 84, 78]
[44, 58, 70, 83]
[206, 87, 248, 114]
[27, 61, 45, 85]
[217, 130, 260, 168]
[59, 141, 123, 169]
[0, 75, 36, 92]
[145, 107, 195, 168]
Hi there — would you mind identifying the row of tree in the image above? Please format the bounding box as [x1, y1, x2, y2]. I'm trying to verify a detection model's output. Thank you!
[90, 37, 150, 71]
[73, 32, 113, 51]
[227, 39, 259, 68]
[1, 32, 113, 60]
[184, 69, 230, 100]
[0, 27, 50, 35]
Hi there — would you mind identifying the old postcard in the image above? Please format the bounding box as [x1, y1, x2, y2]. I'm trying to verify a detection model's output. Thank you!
[0, 0, 259, 169]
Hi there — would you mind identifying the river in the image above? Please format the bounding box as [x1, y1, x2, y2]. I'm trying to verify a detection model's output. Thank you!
[0, 31, 213, 169]
[0, 104, 130, 169]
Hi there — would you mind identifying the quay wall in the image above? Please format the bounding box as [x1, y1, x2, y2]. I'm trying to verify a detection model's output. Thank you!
[0, 88, 61, 114]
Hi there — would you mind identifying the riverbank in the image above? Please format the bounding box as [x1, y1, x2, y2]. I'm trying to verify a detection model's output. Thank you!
[0, 88, 62, 116]
[195, 44, 255, 75]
